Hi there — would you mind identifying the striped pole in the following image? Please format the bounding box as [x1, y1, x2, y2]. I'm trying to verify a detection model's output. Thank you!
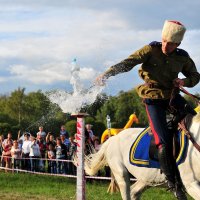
[71, 113, 88, 200]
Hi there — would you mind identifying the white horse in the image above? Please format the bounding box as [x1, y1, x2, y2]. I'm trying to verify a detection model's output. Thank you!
[85, 111, 200, 200]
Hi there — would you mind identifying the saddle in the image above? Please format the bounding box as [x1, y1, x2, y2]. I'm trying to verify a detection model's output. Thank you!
[149, 130, 180, 162]
[129, 127, 188, 168]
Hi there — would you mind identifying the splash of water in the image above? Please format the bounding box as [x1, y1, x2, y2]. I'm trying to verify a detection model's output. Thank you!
[47, 59, 105, 113]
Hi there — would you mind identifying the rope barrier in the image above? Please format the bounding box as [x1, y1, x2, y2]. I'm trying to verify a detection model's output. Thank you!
[0, 155, 73, 163]
[0, 166, 136, 182]
[0, 156, 137, 182]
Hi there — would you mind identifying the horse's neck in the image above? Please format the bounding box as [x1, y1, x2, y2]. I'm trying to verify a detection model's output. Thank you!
[188, 113, 200, 140]
[183, 113, 200, 181]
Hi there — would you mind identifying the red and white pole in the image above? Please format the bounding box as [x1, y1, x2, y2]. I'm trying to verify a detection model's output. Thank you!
[71, 113, 88, 200]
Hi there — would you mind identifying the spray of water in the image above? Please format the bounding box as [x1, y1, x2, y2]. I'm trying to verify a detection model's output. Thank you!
[47, 59, 105, 113]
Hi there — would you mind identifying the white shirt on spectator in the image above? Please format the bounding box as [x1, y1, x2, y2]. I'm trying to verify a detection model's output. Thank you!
[37, 131, 46, 138]
[56, 146, 65, 159]
[11, 147, 21, 159]
[48, 150, 55, 159]
[22, 140, 31, 154]
[29, 142, 41, 157]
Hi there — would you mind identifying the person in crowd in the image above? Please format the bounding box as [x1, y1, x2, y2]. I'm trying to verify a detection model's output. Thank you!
[95, 20, 200, 199]
[18, 139, 23, 151]
[2, 132, 13, 149]
[60, 134, 70, 147]
[29, 137, 41, 172]
[60, 134, 70, 174]
[69, 136, 77, 158]
[0, 134, 4, 167]
[85, 124, 96, 155]
[17, 131, 23, 151]
[46, 132, 56, 147]
[11, 140, 21, 171]
[55, 137, 67, 174]
[2, 132, 13, 170]
[36, 126, 46, 139]
[47, 143, 56, 174]
[46, 132, 56, 173]
[60, 125, 69, 139]
[2, 139, 12, 171]
[93, 136, 101, 152]
[21, 133, 31, 170]
[85, 124, 95, 143]
[68, 136, 77, 175]
[37, 134, 46, 172]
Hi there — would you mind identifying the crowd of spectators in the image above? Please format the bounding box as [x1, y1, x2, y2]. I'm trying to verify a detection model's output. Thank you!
[0, 124, 100, 175]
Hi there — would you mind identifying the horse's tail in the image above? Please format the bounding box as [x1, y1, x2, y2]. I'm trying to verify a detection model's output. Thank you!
[85, 139, 110, 176]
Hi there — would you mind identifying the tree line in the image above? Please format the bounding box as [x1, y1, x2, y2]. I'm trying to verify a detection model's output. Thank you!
[0, 87, 199, 139]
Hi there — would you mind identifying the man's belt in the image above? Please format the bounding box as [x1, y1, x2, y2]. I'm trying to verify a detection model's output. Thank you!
[144, 82, 164, 89]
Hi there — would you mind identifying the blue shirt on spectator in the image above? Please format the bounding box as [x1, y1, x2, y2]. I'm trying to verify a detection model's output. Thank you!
[62, 138, 70, 147]
[60, 130, 69, 138]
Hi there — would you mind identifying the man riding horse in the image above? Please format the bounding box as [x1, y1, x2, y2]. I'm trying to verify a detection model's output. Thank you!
[96, 20, 200, 199]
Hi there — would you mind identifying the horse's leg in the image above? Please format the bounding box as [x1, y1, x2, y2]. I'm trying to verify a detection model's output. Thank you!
[130, 180, 147, 200]
[111, 164, 131, 200]
[185, 181, 200, 200]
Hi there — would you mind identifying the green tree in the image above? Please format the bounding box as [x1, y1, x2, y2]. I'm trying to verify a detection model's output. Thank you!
[0, 123, 11, 135]
[85, 117, 95, 125]
[65, 120, 77, 137]
[81, 93, 108, 116]
[95, 96, 116, 124]
[6, 87, 26, 127]
[92, 121, 106, 138]
[95, 89, 148, 128]
[23, 90, 51, 122]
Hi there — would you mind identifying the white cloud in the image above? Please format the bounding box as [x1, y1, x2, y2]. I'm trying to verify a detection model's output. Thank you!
[182, 30, 200, 71]
[9, 63, 68, 84]
[0, 9, 130, 62]
[8, 62, 97, 85]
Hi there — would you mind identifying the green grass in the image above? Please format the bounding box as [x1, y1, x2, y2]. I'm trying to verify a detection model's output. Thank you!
[0, 172, 194, 200]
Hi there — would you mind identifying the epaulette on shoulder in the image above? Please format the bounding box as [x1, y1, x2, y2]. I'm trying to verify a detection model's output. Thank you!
[176, 48, 190, 57]
[149, 41, 162, 47]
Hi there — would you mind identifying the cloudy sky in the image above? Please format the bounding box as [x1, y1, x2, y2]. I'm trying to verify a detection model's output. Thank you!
[0, 0, 200, 95]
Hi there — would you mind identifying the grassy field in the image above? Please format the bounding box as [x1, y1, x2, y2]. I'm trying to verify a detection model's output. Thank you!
[0, 172, 193, 200]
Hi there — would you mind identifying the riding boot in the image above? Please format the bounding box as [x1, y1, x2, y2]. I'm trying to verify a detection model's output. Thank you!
[158, 145, 187, 200]
[174, 164, 187, 200]
[158, 144, 176, 187]
[174, 182, 187, 200]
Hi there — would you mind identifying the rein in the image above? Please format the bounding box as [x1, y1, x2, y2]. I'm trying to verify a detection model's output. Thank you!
[169, 86, 200, 113]
[178, 117, 200, 153]
[179, 86, 200, 103]
[176, 86, 200, 152]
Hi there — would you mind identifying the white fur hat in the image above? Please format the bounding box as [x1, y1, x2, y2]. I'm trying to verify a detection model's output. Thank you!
[162, 20, 186, 43]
